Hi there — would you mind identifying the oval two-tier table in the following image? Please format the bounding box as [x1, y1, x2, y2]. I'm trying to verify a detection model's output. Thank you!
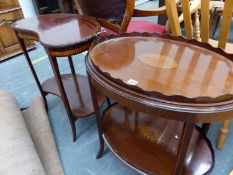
[12, 14, 105, 141]
[86, 33, 233, 175]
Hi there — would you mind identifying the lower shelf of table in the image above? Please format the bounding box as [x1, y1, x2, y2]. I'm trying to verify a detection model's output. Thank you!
[42, 74, 104, 118]
[103, 104, 214, 175]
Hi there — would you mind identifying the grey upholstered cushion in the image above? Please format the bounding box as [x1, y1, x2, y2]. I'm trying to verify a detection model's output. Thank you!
[0, 91, 46, 175]
[23, 97, 64, 175]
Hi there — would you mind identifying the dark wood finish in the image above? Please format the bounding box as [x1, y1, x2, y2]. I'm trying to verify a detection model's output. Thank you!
[201, 123, 211, 134]
[90, 34, 233, 102]
[173, 123, 195, 175]
[0, 1, 34, 61]
[12, 14, 104, 141]
[103, 104, 214, 175]
[86, 33, 233, 174]
[88, 33, 233, 121]
[42, 74, 104, 117]
[47, 52, 79, 141]
[17, 35, 48, 111]
[74, 0, 166, 33]
[87, 72, 105, 159]
[74, 0, 134, 33]
[12, 14, 100, 48]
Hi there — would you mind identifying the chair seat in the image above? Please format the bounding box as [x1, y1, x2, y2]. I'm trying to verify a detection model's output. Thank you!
[126, 20, 166, 33]
[105, 20, 166, 35]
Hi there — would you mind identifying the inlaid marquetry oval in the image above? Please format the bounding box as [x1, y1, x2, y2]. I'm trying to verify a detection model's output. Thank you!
[90, 36, 233, 99]
[139, 53, 177, 69]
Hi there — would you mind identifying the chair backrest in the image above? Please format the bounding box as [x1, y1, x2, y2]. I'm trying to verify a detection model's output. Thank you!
[165, 0, 233, 50]
[73, 0, 135, 33]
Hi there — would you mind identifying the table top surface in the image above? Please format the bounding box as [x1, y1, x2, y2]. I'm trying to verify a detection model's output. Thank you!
[90, 34, 233, 105]
[12, 14, 100, 48]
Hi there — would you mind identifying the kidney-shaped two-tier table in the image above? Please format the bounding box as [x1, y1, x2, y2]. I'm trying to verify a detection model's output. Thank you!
[86, 33, 233, 175]
[12, 14, 104, 141]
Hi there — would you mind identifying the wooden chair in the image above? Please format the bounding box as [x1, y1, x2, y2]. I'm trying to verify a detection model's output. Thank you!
[73, 0, 168, 34]
[176, 0, 228, 38]
[165, 0, 233, 150]
[204, 0, 233, 38]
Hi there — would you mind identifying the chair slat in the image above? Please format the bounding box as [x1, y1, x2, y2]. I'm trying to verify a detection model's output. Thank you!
[181, 0, 193, 39]
[201, 0, 210, 43]
[165, 0, 182, 36]
[218, 0, 233, 49]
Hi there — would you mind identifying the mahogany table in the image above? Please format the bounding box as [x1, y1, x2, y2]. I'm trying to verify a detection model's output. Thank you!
[12, 14, 104, 141]
[86, 32, 233, 175]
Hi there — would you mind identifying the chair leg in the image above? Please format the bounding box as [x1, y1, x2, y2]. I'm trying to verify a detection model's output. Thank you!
[217, 120, 231, 150]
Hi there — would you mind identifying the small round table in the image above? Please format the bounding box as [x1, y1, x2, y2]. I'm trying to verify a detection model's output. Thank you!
[12, 14, 105, 141]
[86, 33, 233, 175]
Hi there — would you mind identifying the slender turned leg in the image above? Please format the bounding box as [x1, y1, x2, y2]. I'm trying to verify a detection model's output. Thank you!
[67, 55, 85, 107]
[193, 11, 200, 41]
[68, 55, 76, 75]
[47, 52, 77, 142]
[172, 123, 195, 175]
[217, 120, 231, 150]
[17, 36, 48, 111]
[201, 123, 211, 134]
[87, 73, 105, 159]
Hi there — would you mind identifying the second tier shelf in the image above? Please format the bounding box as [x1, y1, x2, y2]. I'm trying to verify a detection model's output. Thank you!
[103, 104, 214, 175]
[42, 74, 104, 117]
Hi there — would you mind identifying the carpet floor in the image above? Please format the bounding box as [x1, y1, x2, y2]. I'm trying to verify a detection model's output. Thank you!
[0, 1, 233, 174]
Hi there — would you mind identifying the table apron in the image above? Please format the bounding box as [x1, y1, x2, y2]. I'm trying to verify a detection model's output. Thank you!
[87, 70, 233, 124]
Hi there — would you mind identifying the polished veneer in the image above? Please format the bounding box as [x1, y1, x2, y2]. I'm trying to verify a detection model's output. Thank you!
[12, 14, 104, 141]
[86, 33, 233, 175]
[91, 36, 233, 102]
[42, 74, 104, 117]
[103, 104, 213, 175]
[12, 14, 100, 48]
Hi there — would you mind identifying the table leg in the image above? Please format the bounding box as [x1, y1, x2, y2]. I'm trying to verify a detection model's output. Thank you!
[17, 36, 48, 111]
[87, 73, 105, 159]
[172, 123, 195, 175]
[47, 52, 77, 142]
[106, 97, 111, 106]
[68, 55, 76, 75]
[67, 55, 85, 107]
[201, 123, 211, 134]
